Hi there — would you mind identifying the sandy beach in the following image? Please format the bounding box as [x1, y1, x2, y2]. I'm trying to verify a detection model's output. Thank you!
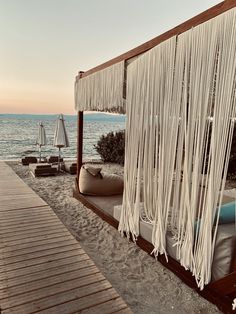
[7, 161, 235, 314]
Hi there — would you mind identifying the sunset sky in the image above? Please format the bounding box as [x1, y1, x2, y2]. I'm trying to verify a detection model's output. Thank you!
[0, 0, 220, 115]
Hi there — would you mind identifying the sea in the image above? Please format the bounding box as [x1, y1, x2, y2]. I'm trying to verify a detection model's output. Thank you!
[0, 113, 125, 161]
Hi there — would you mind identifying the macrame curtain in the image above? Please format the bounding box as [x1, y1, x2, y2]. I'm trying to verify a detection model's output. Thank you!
[119, 8, 236, 289]
[74, 61, 125, 113]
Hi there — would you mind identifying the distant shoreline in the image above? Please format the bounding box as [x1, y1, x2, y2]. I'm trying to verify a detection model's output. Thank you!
[0, 113, 125, 161]
[0, 112, 126, 117]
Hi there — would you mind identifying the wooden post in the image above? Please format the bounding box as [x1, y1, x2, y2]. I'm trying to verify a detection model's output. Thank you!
[77, 111, 83, 183]
[76, 71, 84, 190]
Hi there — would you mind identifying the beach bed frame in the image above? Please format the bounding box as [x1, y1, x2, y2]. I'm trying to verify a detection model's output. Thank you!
[29, 163, 58, 177]
[73, 1, 236, 313]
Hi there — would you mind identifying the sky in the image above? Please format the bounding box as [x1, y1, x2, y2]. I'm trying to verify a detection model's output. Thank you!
[0, 0, 220, 115]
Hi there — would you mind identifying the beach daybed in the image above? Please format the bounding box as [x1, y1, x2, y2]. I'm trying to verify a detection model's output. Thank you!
[21, 156, 38, 165]
[29, 163, 57, 177]
[61, 162, 77, 174]
[113, 195, 236, 282]
[73, 1, 236, 313]
[46, 156, 63, 164]
[75, 192, 236, 282]
[74, 188, 236, 312]
[75, 181, 236, 282]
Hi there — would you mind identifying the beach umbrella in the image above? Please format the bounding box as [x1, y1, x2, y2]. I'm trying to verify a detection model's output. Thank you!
[53, 114, 69, 171]
[36, 122, 47, 162]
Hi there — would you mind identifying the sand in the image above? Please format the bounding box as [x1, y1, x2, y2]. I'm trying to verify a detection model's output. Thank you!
[8, 161, 235, 314]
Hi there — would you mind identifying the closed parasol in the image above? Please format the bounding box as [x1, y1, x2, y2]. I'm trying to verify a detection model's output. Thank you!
[36, 122, 47, 162]
[53, 114, 69, 170]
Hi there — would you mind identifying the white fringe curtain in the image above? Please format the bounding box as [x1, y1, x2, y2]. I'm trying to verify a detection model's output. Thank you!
[74, 61, 125, 113]
[119, 8, 236, 289]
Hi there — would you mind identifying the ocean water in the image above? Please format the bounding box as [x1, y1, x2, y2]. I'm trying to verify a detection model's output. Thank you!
[0, 113, 125, 161]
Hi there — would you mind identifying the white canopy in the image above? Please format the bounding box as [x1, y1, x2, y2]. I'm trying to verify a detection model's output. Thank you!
[119, 7, 236, 289]
[74, 61, 125, 113]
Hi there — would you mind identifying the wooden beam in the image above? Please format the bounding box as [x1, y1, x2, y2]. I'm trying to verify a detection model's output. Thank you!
[77, 0, 236, 79]
[208, 271, 236, 296]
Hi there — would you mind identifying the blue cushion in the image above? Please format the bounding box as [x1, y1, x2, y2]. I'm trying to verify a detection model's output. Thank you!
[194, 201, 236, 235]
[216, 201, 236, 224]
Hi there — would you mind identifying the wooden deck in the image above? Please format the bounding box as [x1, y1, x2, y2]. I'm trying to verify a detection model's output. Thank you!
[0, 162, 132, 314]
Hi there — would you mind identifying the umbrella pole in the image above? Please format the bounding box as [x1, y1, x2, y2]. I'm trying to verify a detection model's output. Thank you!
[58, 147, 61, 172]
[39, 146, 41, 163]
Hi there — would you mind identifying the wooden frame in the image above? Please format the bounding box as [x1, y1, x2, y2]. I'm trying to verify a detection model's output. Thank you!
[74, 1, 236, 313]
[75, 0, 236, 80]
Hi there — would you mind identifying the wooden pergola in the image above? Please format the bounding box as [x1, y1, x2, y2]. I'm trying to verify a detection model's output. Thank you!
[75, 0, 236, 179]
[74, 1, 236, 313]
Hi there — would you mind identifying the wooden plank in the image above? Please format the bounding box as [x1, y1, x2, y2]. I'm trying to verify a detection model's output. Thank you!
[0, 197, 47, 210]
[0, 207, 55, 220]
[0, 171, 24, 176]
[0, 234, 74, 253]
[0, 206, 54, 221]
[1, 274, 108, 312]
[0, 216, 60, 231]
[0, 228, 70, 245]
[78, 0, 236, 78]
[0, 215, 59, 228]
[0, 242, 81, 263]
[0, 223, 68, 239]
[0, 214, 58, 226]
[0, 215, 57, 225]
[0, 173, 18, 178]
[0, 187, 34, 196]
[0, 226, 66, 241]
[0, 248, 86, 273]
[0, 244, 83, 270]
[0, 182, 33, 189]
[0, 194, 44, 201]
[0, 182, 29, 189]
[0, 162, 13, 167]
[0, 170, 16, 175]
[0, 201, 46, 212]
[0, 180, 24, 185]
[0, 266, 100, 299]
[0, 254, 90, 280]
[0, 259, 94, 288]
[1, 238, 80, 259]
[0, 167, 18, 172]
[0, 169, 16, 173]
[80, 297, 128, 314]
[0, 186, 27, 193]
[0, 181, 28, 186]
[0, 204, 51, 214]
[0, 230, 72, 248]
[0, 179, 19, 184]
[31, 288, 119, 314]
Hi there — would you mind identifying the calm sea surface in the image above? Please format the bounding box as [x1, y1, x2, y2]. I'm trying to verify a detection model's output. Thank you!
[0, 113, 125, 161]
